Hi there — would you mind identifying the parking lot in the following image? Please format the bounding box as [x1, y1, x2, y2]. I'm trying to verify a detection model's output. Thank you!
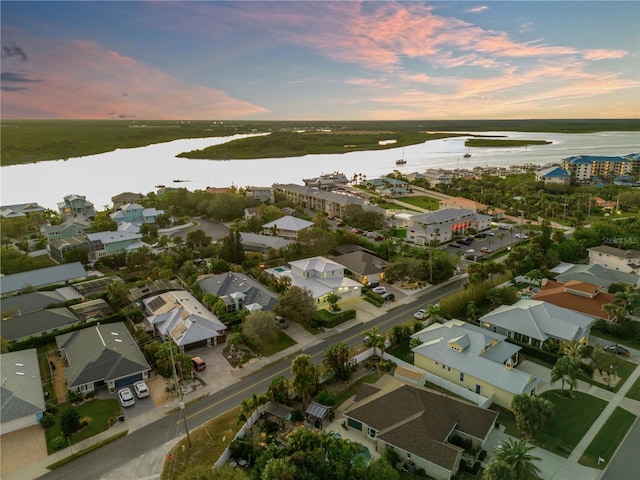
[442, 226, 533, 259]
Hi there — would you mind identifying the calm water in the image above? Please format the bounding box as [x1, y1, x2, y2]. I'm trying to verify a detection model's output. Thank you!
[1, 131, 638, 211]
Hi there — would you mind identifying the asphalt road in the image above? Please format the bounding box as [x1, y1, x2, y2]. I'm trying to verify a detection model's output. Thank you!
[41, 278, 465, 480]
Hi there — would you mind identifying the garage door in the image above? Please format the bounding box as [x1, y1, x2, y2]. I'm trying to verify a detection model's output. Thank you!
[115, 373, 143, 388]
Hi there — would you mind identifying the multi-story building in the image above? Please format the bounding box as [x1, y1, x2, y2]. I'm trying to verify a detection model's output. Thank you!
[273, 184, 365, 218]
[562, 155, 632, 181]
[48, 231, 147, 263]
[407, 208, 491, 245]
[588, 245, 640, 274]
[302, 171, 349, 190]
[57, 194, 96, 219]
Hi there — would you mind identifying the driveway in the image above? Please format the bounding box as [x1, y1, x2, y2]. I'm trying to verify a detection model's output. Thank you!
[170, 217, 230, 242]
[0, 425, 47, 476]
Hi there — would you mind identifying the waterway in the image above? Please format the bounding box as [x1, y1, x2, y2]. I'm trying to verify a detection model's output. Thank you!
[1, 131, 638, 211]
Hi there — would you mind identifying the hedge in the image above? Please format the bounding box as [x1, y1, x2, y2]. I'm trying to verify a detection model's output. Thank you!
[312, 309, 356, 329]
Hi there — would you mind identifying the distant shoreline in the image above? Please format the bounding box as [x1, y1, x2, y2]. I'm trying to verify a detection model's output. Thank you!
[1, 119, 638, 166]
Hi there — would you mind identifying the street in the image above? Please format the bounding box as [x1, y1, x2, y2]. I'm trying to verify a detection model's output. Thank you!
[40, 279, 465, 480]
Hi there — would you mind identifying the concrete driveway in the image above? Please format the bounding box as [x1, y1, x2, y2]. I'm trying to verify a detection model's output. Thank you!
[0, 425, 47, 477]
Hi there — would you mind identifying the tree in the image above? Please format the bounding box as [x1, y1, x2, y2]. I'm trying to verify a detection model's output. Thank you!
[267, 376, 291, 406]
[466, 301, 479, 322]
[238, 392, 266, 424]
[488, 437, 542, 480]
[424, 303, 445, 323]
[274, 286, 316, 328]
[551, 355, 580, 397]
[89, 211, 117, 232]
[510, 394, 554, 441]
[154, 341, 193, 378]
[241, 311, 279, 351]
[291, 354, 318, 409]
[323, 342, 352, 381]
[60, 407, 81, 437]
[106, 280, 131, 310]
[186, 229, 211, 249]
[220, 228, 245, 265]
[325, 292, 342, 312]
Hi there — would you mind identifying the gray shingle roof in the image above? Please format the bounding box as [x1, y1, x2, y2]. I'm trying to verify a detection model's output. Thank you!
[1, 349, 45, 424]
[0, 262, 87, 295]
[1, 307, 81, 342]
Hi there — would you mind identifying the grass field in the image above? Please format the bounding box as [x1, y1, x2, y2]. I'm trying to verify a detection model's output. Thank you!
[624, 376, 640, 401]
[3, 118, 637, 166]
[535, 390, 607, 457]
[395, 196, 440, 211]
[579, 406, 637, 469]
[44, 399, 122, 454]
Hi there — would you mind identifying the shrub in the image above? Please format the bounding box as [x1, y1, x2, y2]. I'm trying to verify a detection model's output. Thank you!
[478, 450, 487, 461]
[291, 409, 304, 422]
[45, 401, 58, 414]
[39, 412, 56, 429]
[314, 390, 337, 406]
[51, 436, 67, 451]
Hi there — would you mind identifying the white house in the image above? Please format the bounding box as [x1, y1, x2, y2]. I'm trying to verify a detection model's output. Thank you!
[588, 245, 640, 274]
[287, 256, 362, 306]
[262, 215, 314, 240]
[407, 208, 492, 245]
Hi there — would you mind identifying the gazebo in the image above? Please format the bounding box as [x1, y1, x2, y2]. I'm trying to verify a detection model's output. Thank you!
[305, 402, 333, 430]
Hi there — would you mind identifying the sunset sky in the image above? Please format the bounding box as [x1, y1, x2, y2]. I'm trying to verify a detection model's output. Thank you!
[2, 1, 639, 120]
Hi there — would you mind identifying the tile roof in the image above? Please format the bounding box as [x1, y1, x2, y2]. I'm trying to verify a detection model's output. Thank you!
[531, 280, 613, 318]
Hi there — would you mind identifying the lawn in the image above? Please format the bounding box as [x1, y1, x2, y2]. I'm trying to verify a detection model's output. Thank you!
[395, 196, 440, 211]
[387, 341, 414, 365]
[255, 329, 296, 357]
[44, 398, 121, 454]
[161, 406, 241, 480]
[535, 390, 608, 457]
[579, 406, 637, 469]
[37, 344, 57, 403]
[625, 376, 640, 401]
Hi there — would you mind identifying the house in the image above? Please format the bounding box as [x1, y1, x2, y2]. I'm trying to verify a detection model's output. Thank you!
[262, 215, 314, 240]
[343, 376, 498, 480]
[479, 299, 594, 348]
[412, 320, 539, 409]
[588, 245, 640, 274]
[111, 192, 145, 210]
[57, 194, 96, 219]
[197, 272, 279, 313]
[48, 231, 149, 263]
[555, 264, 640, 290]
[244, 186, 274, 204]
[302, 172, 350, 190]
[365, 177, 412, 196]
[1, 291, 67, 317]
[42, 217, 91, 242]
[531, 280, 615, 319]
[0, 262, 87, 296]
[1, 307, 82, 345]
[407, 208, 491, 245]
[332, 250, 388, 286]
[535, 166, 571, 185]
[0, 349, 46, 434]
[143, 290, 226, 351]
[239, 232, 293, 253]
[110, 203, 164, 230]
[243, 206, 261, 220]
[287, 256, 362, 306]
[0, 202, 46, 219]
[423, 170, 453, 185]
[273, 184, 365, 219]
[55, 322, 150, 394]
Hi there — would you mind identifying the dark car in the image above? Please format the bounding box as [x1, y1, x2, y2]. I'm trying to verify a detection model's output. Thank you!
[604, 344, 630, 356]
[475, 233, 487, 238]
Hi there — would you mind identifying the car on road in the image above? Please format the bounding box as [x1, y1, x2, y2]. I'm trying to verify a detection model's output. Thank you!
[481, 247, 493, 254]
[604, 344, 630, 356]
[372, 286, 386, 294]
[450, 242, 461, 248]
[486, 231, 496, 236]
[118, 387, 136, 407]
[274, 316, 289, 329]
[133, 380, 150, 398]
[414, 309, 426, 319]
[515, 233, 529, 239]
[475, 233, 487, 238]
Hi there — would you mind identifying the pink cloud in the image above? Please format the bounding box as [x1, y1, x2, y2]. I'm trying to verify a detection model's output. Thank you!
[584, 49, 628, 60]
[1, 34, 267, 119]
[465, 6, 490, 14]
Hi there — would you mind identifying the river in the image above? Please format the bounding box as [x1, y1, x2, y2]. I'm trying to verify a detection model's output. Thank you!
[1, 131, 638, 211]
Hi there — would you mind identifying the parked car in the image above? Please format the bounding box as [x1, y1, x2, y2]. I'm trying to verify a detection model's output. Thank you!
[274, 315, 289, 329]
[450, 242, 461, 248]
[372, 286, 386, 294]
[133, 380, 150, 398]
[486, 231, 496, 236]
[515, 233, 529, 239]
[604, 344, 630, 356]
[118, 387, 136, 407]
[381, 292, 395, 302]
[414, 309, 426, 319]
[192, 356, 206, 371]
[475, 233, 487, 238]
[481, 247, 493, 254]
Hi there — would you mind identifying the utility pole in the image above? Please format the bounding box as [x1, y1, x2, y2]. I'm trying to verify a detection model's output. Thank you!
[167, 339, 192, 448]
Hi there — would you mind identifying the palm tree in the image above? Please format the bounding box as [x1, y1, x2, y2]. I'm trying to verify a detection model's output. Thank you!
[562, 340, 584, 361]
[489, 437, 542, 480]
[364, 327, 386, 357]
[498, 232, 506, 249]
[424, 304, 445, 324]
[291, 354, 318, 409]
[551, 355, 580, 397]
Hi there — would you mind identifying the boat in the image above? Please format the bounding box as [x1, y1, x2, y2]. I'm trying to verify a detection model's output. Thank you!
[395, 158, 407, 165]
[463, 148, 471, 158]
[173, 179, 188, 183]
[155, 184, 165, 188]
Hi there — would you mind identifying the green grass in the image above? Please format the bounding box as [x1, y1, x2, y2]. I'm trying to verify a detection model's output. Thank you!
[592, 330, 640, 351]
[624, 376, 640, 401]
[254, 329, 296, 357]
[395, 196, 440, 211]
[44, 399, 122, 454]
[387, 341, 414, 365]
[577, 358, 636, 394]
[579, 406, 637, 469]
[47, 431, 128, 470]
[37, 344, 57, 403]
[535, 390, 608, 457]
[466, 139, 552, 148]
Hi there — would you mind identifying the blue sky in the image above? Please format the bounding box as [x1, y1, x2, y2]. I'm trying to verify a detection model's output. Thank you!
[2, 1, 639, 120]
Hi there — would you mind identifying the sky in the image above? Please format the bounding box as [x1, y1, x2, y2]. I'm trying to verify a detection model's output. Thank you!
[1, 1, 639, 121]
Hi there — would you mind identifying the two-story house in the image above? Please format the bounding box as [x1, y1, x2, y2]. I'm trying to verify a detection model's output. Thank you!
[588, 245, 640, 274]
[57, 194, 96, 219]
